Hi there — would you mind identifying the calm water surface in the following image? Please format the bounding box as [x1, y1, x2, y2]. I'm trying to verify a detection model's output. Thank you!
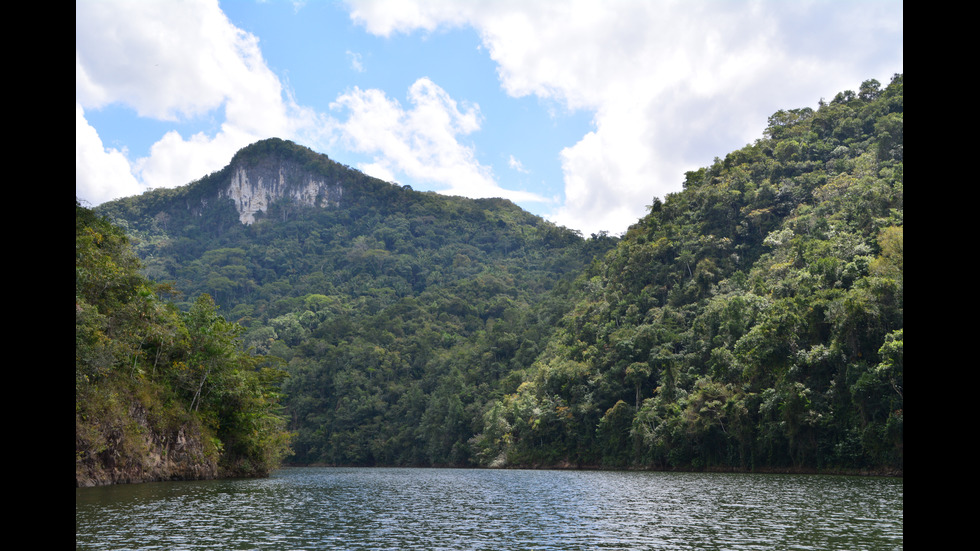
[76, 467, 902, 550]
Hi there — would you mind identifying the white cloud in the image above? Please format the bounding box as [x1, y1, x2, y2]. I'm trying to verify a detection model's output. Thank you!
[76, 0, 265, 121]
[75, 0, 324, 204]
[344, 0, 473, 37]
[331, 77, 547, 203]
[76, 103, 141, 205]
[344, 0, 903, 234]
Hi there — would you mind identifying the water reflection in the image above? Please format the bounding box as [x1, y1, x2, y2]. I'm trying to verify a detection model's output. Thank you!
[77, 468, 902, 550]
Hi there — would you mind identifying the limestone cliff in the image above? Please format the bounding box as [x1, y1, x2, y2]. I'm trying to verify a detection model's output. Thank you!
[219, 154, 344, 225]
[96, 138, 377, 234]
[75, 400, 220, 487]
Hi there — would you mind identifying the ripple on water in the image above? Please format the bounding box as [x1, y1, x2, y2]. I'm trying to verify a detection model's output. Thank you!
[77, 468, 902, 550]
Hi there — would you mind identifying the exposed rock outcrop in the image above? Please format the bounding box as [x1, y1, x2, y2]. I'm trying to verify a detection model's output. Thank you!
[75, 402, 220, 487]
[220, 160, 343, 225]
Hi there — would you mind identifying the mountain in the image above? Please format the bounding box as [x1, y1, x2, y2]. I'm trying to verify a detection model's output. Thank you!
[470, 75, 903, 473]
[89, 74, 902, 475]
[94, 139, 611, 467]
[97, 138, 602, 313]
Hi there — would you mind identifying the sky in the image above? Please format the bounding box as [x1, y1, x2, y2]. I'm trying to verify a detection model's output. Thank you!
[76, 0, 903, 236]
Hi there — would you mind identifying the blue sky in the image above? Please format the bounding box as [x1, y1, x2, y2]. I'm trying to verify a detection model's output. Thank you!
[77, 0, 903, 236]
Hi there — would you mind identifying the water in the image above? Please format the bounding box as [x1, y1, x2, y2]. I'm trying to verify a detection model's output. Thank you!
[76, 467, 902, 550]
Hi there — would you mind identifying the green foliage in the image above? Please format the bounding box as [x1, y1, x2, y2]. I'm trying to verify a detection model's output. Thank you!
[76, 201, 291, 484]
[95, 75, 903, 474]
[96, 141, 611, 468]
[473, 75, 903, 473]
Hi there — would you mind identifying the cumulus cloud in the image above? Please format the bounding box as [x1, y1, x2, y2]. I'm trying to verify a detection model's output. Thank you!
[76, 103, 141, 205]
[344, 0, 903, 234]
[76, 0, 273, 121]
[331, 77, 547, 203]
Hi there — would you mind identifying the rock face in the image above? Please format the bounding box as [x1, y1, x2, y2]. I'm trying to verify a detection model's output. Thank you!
[220, 159, 343, 225]
[75, 403, 220, 487]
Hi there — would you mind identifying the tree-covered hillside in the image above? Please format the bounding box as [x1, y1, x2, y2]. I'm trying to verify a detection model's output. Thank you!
[95, 142, 613, 467]
[91, 75, 902, 475]
[471, 75, 903, 472]
[76, 201, 291, 485]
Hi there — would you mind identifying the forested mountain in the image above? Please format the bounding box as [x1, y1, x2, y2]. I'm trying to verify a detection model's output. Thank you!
[93, 138, 612, 468]
[88, 74, 902, 476]
[471, 75, 903, 473]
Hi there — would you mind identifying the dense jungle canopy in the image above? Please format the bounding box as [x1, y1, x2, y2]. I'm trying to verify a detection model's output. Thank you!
[81, 74, 902, 479]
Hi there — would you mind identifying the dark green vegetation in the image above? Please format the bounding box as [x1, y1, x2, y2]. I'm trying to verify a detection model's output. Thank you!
[76, 202, 291, 485]
[88, 75, 902, 476]
[90, 138, 609, 472]
[473, 76, 903, 473]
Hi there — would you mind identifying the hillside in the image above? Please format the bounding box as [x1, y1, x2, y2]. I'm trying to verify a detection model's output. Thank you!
[95, 140, 611, 466]
[90, 75, 902, 475]
[76, 202, 291, 486]
[471, 75, 903, 473]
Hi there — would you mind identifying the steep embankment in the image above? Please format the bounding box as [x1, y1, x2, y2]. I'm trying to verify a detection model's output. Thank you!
[76, 202, 291, 486]
[470, 75, 903, 474]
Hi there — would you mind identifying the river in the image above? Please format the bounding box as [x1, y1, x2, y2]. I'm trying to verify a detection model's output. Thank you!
[76, 467, 902, 550]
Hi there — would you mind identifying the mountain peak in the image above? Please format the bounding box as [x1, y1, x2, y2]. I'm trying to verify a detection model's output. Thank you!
[220, 139, 345, 224]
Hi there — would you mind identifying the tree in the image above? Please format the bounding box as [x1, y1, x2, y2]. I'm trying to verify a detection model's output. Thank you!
[77, 202, 291, 483]
[625, 361, 652, 408]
